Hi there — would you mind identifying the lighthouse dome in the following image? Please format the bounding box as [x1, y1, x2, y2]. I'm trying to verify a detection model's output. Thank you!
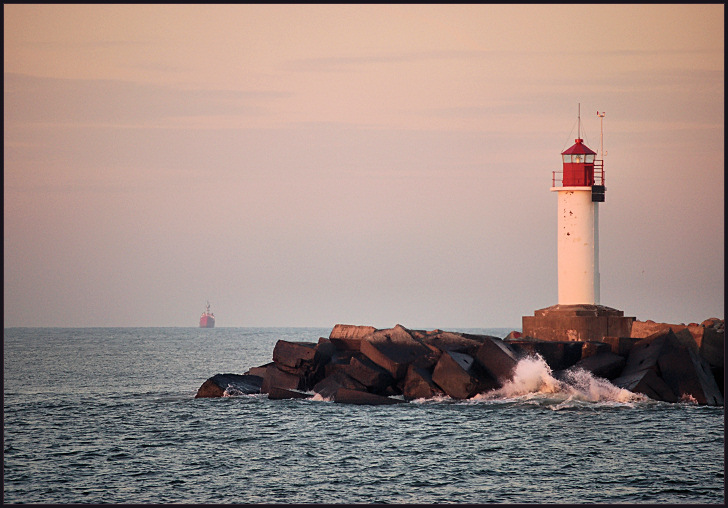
[561, 138, 596, 186]
[562, 138, 596, 157]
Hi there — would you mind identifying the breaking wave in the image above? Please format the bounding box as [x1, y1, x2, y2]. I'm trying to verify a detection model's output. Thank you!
[472, 354, 648, 407]
[310, 393, 331, 402]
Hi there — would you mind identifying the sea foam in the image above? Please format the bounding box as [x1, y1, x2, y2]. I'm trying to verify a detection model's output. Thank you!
[474, 354, 647, 405]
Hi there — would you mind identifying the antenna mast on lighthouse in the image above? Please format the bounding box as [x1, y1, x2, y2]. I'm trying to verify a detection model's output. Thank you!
[577, 103, 581, 139]
[597, 110, 606, 158]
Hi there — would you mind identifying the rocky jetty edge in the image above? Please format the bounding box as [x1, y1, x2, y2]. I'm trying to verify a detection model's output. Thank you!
[195, 318, 724, 406]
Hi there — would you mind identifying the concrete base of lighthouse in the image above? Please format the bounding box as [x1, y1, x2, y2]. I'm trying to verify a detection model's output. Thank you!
[522, 304, 635, 342]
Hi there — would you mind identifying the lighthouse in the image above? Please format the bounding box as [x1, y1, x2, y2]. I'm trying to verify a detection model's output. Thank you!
[522, 107, 634, 342]
[554, 120, 603, 305]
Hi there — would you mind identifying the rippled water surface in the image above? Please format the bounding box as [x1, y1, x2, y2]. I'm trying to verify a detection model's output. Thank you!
[4, 327, 724, 504]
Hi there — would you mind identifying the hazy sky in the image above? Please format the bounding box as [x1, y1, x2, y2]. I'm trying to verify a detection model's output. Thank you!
[4, 4, 724, 329]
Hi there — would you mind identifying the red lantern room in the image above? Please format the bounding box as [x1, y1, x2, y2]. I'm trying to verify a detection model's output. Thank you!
[561, 138, 597, 186]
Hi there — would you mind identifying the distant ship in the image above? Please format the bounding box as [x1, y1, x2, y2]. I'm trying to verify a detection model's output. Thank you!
[199, 301, 215, 328]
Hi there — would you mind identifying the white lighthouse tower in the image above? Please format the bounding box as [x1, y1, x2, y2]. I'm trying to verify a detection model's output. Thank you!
[553, 107, 604, 305]
[522, 107, 633, 342]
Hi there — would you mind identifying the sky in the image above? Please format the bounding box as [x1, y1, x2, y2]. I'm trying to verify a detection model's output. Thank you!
[4, 4, 724, 329]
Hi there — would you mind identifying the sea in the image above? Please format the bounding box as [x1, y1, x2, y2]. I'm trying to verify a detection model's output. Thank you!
[3, 327, 725, 504]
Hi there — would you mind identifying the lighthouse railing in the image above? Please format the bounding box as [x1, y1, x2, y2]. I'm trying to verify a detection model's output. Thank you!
[551, 166, 605, 187]
[552, 170, 562, 187]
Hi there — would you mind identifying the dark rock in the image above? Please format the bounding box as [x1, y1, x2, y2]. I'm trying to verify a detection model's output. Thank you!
[658, 338, 723, 405]
[571, 352, 626, 380]
[432, 351, 497, 399]
[630, 319, 722, 358]
[461, 332, 505, 344]
[195, 373, 263, 398]
[473, 337, 520, 386]
[620, 329, 677, 377]
[619, 328, 723, 405]
[324, 350, 357, 377]
[332, 387, 407, 405]
[381, 384, 403, 397]
[273, 340, 319, 369]
[580, 341, 612, 359]
[360, 324, 433, 380]
[402, 364, 444, 401]
[412, 345, 443, 370]
[244, 362, 274, 377]
[630, 319, 678, 338]
[692, 320, 723, 396]
[315, 338, 337, 364]
[506, 340, 584, 370]
[345, 354, 394, 393]
[421, 331, 484, 356]
[612, 368, 677, 403]
[329, 324, 377, 351]
[312, 370, 366, 399]
[271, 339, 331, 390]
[267, 387, 311, 400]
[700, 320, 724, 368]
[599, 336, 642, 357]
[260, 364, 303, 394]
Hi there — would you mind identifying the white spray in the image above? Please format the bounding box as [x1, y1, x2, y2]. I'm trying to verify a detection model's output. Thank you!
[475, 354, 647, 404]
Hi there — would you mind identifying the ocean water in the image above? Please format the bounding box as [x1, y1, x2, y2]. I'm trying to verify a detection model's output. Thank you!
[3, 327, 724, 504]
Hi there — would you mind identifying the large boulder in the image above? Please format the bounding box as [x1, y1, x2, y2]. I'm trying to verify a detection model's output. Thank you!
[315, 338, 337, 364]
[344, 353, 395, 394]
[697, 319, 724, 397]
[580, 341, 612, 359]
[195, 373, 263, 398]
[329, 324, 377, 351]
[402, 364, 445, 401]
[273, 340, 319, 369]
[699, 318, 724, 368]
[313, 370, 366, 400]
[432, 351, 497, 399]
[612, 369, 678, 403]
[619, 330, 669, 377]
[570, 352, 626, 380]
[506, 339, 584, 371]
[260, 364, 304, 394]
[245, 362, 274, 378]
[324, 349, 357, 378]
[271, 339, 332, 390]
[630, 319, 724, 368]
[658, 337, 723, 405]
[472, 337, 520, 386]
[599, 336, 642, 357]
[419, 330, 485, 356]
[360, 324, 433, 380]
[618, 328, 723, 405]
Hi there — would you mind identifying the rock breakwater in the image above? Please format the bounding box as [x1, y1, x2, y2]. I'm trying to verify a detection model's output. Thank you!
[195, 319, 724, 406]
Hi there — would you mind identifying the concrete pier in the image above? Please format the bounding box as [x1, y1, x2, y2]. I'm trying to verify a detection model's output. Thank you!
[522, 303, 634, 342]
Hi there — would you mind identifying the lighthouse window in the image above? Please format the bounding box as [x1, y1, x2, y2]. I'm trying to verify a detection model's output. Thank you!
[572, 154, 584, 163]
[585, 154, 594, 163]
[563, 155, 570, 163]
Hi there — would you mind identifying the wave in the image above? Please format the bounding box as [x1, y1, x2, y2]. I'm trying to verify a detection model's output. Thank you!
[472, 354, 649, 407]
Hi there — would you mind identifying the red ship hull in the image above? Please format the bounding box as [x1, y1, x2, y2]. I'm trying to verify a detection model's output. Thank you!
[199, 314, 215, 328]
